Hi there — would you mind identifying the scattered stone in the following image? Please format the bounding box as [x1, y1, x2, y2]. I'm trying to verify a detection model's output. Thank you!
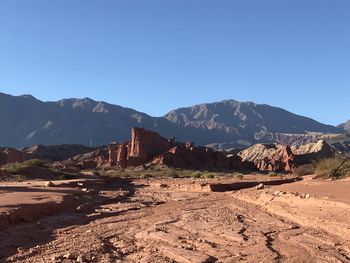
[76, 255, 85, 263]
[81, 188, 89, 192]
[51, 255, 62, 261]
[17, 247, 25, 253]
[300, 193, 309, 199]
[157, 183, 168, 188]
[305, 194, 311, 199]
[88, 189, 99, 194]
[256, 183, 264, 190]
[21, 216, 32, 223]
[76, 203, 95, 214]
[290, 225, 300, 229]
[273, 191, 281, 196]
[63, 252, 75, 259]
[45, 181, 55, 187]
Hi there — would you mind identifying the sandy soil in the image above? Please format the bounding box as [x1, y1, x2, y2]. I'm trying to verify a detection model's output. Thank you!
[0, 175, 349, 263]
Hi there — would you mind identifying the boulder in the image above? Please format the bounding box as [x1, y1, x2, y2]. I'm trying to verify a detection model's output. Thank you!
[256, 183, 264, 190]
[76, 203, 95, 214]
[45, 181, 55, 187]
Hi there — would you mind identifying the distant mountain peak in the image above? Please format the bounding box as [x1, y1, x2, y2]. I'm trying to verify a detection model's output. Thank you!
[338, 120, 350, 132]
[19, 94, 36, 100]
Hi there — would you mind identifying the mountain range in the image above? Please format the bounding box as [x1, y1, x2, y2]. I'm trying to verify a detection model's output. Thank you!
[0, 92, 346, 149]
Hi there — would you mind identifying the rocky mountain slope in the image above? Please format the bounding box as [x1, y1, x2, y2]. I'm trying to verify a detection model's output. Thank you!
[0, 92, 343, 148]
[0, 92, 189, 148]
[164, 100, 341, 146]
[338, 120, 350, 132]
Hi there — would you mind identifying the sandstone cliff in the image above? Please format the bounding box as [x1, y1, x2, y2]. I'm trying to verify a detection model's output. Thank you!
[238, 143, 295, 172]
[292, 140, 334, 165]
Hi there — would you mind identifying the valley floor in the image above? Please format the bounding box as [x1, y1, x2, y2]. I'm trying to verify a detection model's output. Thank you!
[0, 175, 350, 263]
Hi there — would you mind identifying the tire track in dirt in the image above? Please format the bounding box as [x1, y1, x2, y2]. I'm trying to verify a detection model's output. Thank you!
[3, 181, 350, 262]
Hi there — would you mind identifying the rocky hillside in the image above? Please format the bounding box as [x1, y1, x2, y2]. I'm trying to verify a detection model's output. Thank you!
[165, 100, 342, 146]
[0, 92, 188, 148]
[338, 120, 350, 132]
[0, 92, 343, 148]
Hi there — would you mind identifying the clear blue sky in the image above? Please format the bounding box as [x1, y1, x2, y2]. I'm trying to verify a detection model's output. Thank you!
[0, 0, 349, 125]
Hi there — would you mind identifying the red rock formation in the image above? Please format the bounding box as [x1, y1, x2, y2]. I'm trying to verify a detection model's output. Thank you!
[82, 159, 97, 169]
[106, 128, 245, 171]
[108, 128, 172, 167]
[129, 128, 171, 162]
[116, 142, 128, 168]
[150, 144, 243, 171]
[239, 143, 295, 172]
[108, 144, 118, 165]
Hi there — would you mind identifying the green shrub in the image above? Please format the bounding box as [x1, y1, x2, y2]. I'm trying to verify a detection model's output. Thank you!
[231, 172, 244, 179]
[202, 173, 215, 179]
[1, 159, 48, 173]
[99, 169, 123, 178]
[139, 173, 152, 179]
[191, 172, 202, 178]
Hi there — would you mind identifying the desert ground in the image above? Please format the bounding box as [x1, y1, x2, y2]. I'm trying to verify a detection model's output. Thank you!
[1, 173, 350, 263]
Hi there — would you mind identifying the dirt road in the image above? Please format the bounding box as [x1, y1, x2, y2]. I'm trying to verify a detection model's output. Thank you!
[1, 177, 350, 263]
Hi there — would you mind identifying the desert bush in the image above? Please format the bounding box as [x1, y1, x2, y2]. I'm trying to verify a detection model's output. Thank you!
[312, 155, 350, 179]
[230, 172, 244, 179]
[314, 157, 343, 178]
[98, 169, 124, 178]
[202, 173, 216, 179]
[139, 173, 152, 179]
[1, 159, 48, 173]
[329, 157, 350, 179]
[191, 171, 202, 178]
[293, 164, 315, 176]
[167, 170, 179, 178]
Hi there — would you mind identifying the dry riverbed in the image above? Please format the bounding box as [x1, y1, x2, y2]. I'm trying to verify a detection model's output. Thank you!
[0, 175, 349, 263]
